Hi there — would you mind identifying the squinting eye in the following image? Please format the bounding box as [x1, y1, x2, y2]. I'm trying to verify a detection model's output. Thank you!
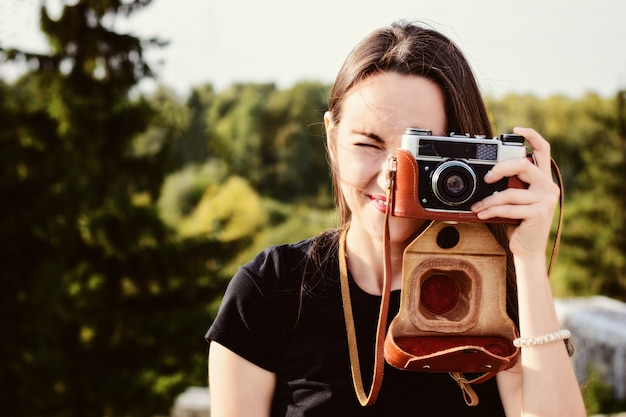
[355, 142, 381, 149]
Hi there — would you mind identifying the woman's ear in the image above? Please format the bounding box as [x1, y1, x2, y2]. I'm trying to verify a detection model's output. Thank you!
[324, 111, 336, 161]
[324, 111, 334, 137]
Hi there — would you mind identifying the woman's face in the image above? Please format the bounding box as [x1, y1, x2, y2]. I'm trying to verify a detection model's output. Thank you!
[325, 72, 447, 244]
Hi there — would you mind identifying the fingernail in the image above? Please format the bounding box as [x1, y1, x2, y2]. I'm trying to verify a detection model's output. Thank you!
[484, 170, 493, 182]
[471, 201, 482, 211]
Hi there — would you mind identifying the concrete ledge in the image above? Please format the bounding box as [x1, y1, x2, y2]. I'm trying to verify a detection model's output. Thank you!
[171, 387, 210, 417]
[555, 296, 626, 401]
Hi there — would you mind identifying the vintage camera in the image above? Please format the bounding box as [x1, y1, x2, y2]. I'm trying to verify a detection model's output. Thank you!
[400, 128, 528, 214]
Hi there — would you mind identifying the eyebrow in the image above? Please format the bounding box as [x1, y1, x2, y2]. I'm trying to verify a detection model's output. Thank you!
[353, 130, 385, 144]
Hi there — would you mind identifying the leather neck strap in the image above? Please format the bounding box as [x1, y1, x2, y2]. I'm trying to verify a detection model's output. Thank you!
[548, 158, 564, 276]
[338, 160, 395, 406]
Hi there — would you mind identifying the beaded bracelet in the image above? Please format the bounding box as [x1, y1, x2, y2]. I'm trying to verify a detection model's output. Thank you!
[513, 329, 571, 348]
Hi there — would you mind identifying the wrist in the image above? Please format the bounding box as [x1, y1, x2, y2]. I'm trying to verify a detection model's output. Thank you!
[513, 253, 548, 278]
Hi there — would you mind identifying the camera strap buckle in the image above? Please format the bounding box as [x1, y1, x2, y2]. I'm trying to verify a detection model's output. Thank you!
[386, 155, 397, 191]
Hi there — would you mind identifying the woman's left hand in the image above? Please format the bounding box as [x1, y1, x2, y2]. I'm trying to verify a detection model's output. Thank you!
[471, 127, 560, 260]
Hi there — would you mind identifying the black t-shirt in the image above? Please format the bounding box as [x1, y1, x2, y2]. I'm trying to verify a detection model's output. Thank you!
[206, 232, 506, 416]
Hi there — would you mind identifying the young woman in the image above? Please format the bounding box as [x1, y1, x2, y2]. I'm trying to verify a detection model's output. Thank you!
[206, 21, 586, 416]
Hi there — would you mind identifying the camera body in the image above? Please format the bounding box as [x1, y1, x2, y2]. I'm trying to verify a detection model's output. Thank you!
[399, 128, 528, 215]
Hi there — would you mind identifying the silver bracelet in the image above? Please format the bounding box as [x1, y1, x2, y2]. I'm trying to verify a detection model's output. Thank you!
[513, 329, 571, 348]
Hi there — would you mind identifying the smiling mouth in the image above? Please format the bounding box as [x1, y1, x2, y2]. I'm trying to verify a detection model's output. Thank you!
[370, 195, 389, 210]
[374, 198, 388, 206]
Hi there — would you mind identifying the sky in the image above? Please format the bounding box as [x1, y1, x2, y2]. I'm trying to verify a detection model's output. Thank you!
[1, 0, 625, 98]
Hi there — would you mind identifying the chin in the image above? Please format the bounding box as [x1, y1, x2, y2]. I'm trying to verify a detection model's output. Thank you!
[387, 217, 427, 244]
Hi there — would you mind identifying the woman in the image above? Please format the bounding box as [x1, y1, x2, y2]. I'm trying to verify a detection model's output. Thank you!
[206, 21, 585, 416]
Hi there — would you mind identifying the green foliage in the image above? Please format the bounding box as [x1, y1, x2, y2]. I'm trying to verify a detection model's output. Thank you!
[158, 160, 229, 227]
[0, 1, 243, 416]
[582, 366, 626, 415]
[206, 81, 332, 202]
[227, 198, 337, 279]
[179, 176, 264, 241]
[489, 91, 626, 301]
[549, 92, 626, 300]
[135, 86, 190, 161]
[170, 84, 215, 166]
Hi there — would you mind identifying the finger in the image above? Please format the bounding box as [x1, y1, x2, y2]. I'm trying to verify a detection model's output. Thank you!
[472, 187, 538, 211]
[513, 126, 552, 177]
[475, 201, 557, 224]
[474, 204, 532, 221]
[473, 189, 559, 222]
[484, 157, 537, 185]
[473, 194, 554, 221]
[480, 166, 560, 215]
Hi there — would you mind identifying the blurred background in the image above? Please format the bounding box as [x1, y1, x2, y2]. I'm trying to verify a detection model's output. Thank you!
[1, 0, 625, 416]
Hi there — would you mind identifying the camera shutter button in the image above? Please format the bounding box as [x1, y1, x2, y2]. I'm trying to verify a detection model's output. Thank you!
[500, 134, 525, 144]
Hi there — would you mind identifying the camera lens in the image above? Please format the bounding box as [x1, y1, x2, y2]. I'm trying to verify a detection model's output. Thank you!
[446, 174, 466, 194]
[431, 160, 477, 206]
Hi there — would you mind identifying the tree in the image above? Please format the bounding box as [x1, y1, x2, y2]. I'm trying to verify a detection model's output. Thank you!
[0, 1, 243, 415]
[267, 81, 333, 203]
[554, 91, 626, 300]
[487, 92, 626, 300]
[176, 84, 215, 165]
[207, 81, 332, 203]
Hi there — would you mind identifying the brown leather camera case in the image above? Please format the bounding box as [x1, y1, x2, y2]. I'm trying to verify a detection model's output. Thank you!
[384, 221, 520, 374]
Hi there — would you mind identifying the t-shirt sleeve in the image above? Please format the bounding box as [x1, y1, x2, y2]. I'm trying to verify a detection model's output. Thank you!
[205, 247, 299, 372]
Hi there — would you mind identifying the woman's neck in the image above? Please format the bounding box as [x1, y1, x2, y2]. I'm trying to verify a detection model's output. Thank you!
[344, 225, 407, 295]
